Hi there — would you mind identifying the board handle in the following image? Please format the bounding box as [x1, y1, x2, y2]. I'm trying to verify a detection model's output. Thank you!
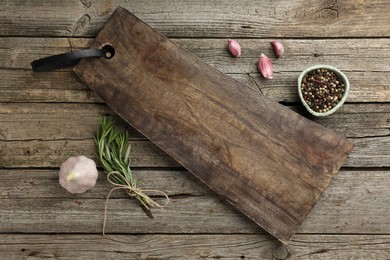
[31, 45, 115, 72]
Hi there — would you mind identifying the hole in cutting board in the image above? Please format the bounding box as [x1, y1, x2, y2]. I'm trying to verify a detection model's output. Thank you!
[102, 44, 115, 59]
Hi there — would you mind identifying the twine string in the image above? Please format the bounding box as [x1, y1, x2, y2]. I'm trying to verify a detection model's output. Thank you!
[102, 171, 169, 235]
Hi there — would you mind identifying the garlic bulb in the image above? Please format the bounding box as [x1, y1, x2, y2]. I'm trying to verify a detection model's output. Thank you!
[59, 156, 98, 194]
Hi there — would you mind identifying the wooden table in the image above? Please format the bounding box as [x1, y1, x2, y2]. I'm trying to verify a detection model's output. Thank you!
[0, 1, 389, 259]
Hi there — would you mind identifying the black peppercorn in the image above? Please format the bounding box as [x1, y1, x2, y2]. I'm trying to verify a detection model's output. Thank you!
[301, 69, 346, 113]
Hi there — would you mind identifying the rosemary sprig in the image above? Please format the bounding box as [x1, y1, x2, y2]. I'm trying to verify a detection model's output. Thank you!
[94, 117, 169, 224]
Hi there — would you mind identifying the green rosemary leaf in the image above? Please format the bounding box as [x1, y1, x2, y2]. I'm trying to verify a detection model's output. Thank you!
[95, 117, 136, 187]
[124, 142, 131, 166]
[108, 130, 119, 146]
[101, 157, 113, 173]
[104, 144, 112, 162]
[95, 116, 168, 217]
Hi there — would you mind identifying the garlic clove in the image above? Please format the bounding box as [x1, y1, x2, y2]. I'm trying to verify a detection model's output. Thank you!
[271, 40, 284, 58]
[59, 156, 98, 194]
[258, 54, 273, 79]
[227, 39, 241, 58]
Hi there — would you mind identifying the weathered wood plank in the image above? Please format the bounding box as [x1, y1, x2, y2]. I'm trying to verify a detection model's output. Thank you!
[1, 136, 387, 168]
[0, 70, 256, 103]
[1, 0, 390, 38]
[0, 169, 208, 199]
[6, 37, 390, 73]
[1, 103, 388, 168]
[2, 38, 389, 103]
[0, 170, 389, 234]
[0, 139, 181, 168]
[0, 103, 144, 141]
[0, 70, 102, 103]
[0, 234, 389, 260]
[347, 136, 390, 168]
[3, 69, 389, 103]
[0, 103, 388, 140]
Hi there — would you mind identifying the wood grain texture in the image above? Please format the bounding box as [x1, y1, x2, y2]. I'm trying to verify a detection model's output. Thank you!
[0, 234, 389, 260]
[2, 37, 389, 103]
[0, 139, 181, 168]
[0, 103, 388, 168]
[0, 103, 388, 140]
[74, 8, 354, 243]
[1, 0, 389, 257]
[2, 70, 390, 104]
[0, 169, 389, 234]
[1, 0, 390, 38]
[0, 136, 388, 168]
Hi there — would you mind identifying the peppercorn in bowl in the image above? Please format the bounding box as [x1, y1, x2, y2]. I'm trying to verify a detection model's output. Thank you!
[298, 65, 350, 117]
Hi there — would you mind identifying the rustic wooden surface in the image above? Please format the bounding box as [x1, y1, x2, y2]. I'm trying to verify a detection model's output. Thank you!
[75, 7, 353, 244]
[0, 0, 389, 259]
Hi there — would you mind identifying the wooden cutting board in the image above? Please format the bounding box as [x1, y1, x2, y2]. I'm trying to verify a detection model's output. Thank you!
[74, 7, 354, 244]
